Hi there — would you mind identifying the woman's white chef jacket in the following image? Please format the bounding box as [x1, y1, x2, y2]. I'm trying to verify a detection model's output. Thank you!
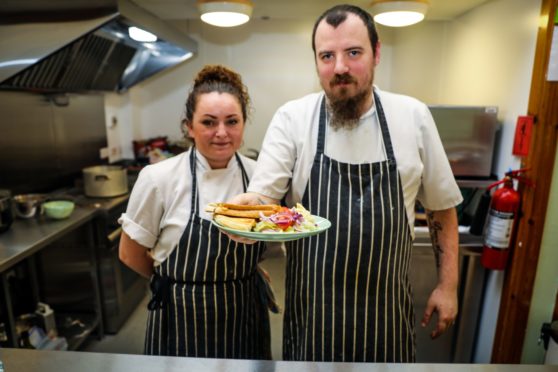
[248, 87, 463, 234]
[119, 148, 257, 265]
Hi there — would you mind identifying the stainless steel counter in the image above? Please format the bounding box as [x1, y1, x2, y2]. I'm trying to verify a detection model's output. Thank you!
[413, 226, 484, 252]
[0, 348, 556, 372]
[0, 207, 97, 273]
[0, 193, 129, 273]
[0, 192, 130, 348]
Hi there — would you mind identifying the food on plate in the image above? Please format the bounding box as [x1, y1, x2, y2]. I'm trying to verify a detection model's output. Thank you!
[214, 214, 256, 231]
[206, 203, 281, 219]
[254, 204, 318, 233]
[210, 202, 319, 233]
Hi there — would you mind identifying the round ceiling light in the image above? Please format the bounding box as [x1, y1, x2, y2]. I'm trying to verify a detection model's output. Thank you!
[370, 0, 430, 27]
[197, 0, 253, 27]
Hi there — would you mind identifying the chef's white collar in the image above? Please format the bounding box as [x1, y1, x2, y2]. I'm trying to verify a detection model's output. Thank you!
[194, 148, 238, 172]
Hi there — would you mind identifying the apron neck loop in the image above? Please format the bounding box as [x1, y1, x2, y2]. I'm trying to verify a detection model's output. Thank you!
[317, 91, 397, 163]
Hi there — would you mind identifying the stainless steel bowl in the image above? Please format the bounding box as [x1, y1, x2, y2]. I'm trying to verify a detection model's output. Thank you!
[12, 194, 47, 219]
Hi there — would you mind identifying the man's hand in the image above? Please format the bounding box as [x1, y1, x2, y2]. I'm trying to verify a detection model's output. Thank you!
[228, 192, 278, 206]
[421, 285, 458, 339]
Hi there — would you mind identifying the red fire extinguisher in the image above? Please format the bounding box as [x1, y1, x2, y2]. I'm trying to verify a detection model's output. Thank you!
[481, 168, 533, 270]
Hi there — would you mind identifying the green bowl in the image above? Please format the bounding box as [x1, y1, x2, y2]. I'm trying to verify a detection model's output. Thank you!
[43, 201, 75, 220]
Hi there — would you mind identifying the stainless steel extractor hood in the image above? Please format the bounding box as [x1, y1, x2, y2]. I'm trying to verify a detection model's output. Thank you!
[0, 0, 197, 93]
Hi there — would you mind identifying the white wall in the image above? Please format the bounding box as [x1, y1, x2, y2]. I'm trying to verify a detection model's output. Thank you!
[389, 0, 540, 179]
[105, 18, 396, 160]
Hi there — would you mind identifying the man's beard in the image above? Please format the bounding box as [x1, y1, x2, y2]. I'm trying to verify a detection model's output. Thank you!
[326, 74, 372, 130]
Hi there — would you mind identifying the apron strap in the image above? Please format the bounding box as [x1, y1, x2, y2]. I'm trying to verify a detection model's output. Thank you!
[373, 90, 396, 163]
[189, 148, 199, 218]
[316, 96, 327, 155]
[234, 152, 250, 191]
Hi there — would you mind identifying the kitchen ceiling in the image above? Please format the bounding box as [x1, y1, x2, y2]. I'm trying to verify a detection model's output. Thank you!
[131, 0, 490, 22]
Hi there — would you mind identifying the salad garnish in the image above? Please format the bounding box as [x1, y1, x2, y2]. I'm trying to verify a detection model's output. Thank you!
[254, 203, 318, 233]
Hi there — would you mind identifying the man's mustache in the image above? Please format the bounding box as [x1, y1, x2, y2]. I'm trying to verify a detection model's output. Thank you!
[330, 74, 356, 86]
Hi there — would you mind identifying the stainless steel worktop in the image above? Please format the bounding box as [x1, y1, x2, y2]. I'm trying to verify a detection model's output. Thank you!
[0, 348, 555, 372]
[414, 226, 483, 253]
[0, 206, 98, 273]
[0, 193, 129, 273]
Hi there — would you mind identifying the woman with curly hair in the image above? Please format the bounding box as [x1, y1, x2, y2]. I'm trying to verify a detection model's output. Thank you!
[118, 65, 271, 359]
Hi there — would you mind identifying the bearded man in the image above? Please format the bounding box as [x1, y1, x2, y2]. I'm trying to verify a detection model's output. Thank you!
[230, 4, 462, 363]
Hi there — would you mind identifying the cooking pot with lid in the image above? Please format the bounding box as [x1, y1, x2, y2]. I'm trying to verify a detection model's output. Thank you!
[83, 165, 128, 198]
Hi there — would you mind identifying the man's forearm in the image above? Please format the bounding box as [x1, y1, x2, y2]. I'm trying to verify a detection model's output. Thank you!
[425, 207, 459, 290]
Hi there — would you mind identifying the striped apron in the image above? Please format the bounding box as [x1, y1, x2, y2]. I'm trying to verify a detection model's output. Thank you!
[283, 92, 415, 362]
[145, 149, 271, 359]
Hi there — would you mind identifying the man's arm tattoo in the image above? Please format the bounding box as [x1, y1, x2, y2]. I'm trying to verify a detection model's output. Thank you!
[426, 211, 444, 269]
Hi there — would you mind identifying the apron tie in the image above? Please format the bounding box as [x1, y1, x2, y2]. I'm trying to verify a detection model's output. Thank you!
[147, 273, 171, 310]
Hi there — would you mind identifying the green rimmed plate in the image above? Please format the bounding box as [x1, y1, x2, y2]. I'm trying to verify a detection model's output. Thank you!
[212, 216, 332, 242]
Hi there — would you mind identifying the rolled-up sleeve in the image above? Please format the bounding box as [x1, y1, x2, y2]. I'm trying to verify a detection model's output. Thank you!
[119, 167, 164, 248]
[416, 105, 463, 211]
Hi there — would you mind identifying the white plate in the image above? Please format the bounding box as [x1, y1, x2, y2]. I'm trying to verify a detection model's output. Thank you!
[212, 216, 332, 242]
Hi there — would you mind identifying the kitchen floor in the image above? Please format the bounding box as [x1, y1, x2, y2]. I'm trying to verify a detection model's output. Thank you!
[82, 253, 287, 360]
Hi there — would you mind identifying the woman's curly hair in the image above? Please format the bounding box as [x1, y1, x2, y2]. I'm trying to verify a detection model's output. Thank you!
[183, 65, 251, 127]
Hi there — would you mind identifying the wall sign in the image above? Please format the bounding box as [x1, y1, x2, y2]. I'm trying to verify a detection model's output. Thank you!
[512, 115, 534, 157]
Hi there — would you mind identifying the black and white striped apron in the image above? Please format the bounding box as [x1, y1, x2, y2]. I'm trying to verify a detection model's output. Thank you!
[145, 149, 271, 359]
[283, 92, 415, 362]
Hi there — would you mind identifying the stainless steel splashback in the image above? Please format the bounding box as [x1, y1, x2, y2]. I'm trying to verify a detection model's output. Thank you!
[429, 105, 501, 179]
[0, 91, 107, 194]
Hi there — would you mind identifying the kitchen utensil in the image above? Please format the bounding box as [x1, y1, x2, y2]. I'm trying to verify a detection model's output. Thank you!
[42, 200, 75, 220]
[0, 190, 14, 233]
[82, 165, 128, 198]
[12, 194, 47, 219]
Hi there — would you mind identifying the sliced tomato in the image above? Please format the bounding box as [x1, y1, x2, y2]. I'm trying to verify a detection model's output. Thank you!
[271, 207, 295, 230]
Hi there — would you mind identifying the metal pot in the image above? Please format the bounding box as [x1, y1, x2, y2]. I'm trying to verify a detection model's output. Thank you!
[12, 194, 47, 219]
[0, 190, 14, 232]
[83, 165, 128, 198]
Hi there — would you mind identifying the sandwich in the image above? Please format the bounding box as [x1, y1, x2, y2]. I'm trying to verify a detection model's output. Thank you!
[208, 203, 282, 231]
[213, 214, 256, 231]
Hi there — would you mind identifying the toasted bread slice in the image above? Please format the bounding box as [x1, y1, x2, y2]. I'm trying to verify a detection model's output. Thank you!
[220, 203, 281, 211]
[214, 206, 278, 219]
[205, 203, 281, 214]
[214, 214, 256, 231]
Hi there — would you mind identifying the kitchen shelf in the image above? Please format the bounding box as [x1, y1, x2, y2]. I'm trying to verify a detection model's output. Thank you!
[456, 177, 498, 189]
[55, 312, 100, 351]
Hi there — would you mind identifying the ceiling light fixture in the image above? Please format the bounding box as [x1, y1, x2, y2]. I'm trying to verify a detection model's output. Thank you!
[197, 0, 253, 27]
[370, 0, 429, 27]
[128, 26, 157, 42]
